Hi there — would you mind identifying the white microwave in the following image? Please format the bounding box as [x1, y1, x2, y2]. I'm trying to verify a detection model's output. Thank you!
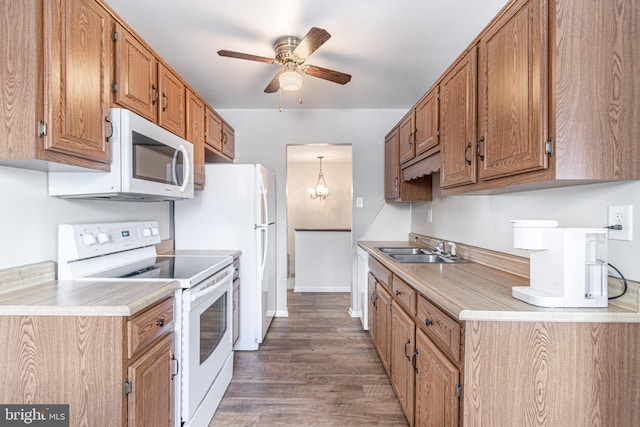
[48, 108, 194, 201]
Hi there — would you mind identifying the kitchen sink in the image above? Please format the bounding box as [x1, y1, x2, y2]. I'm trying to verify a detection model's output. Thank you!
[375, 247, 472, 264]
[377, 247, 428, 255]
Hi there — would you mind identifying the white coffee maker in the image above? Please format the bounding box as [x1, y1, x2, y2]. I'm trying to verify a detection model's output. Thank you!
[511, 220, 608, 308]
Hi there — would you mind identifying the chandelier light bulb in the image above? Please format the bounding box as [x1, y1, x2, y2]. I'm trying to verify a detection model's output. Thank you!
[308, 156, 329, 200]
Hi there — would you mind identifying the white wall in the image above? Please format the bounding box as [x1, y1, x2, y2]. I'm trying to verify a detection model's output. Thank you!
[287, 158, 352, 277]
[0, 166, 172, 271]
[412, 175, 640, 282]
[218, 108, 405, 315]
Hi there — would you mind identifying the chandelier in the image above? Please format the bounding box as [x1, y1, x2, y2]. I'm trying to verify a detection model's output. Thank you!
[308, 156, 329, 200]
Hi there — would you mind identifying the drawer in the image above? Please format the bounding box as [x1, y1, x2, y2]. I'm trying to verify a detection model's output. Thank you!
[417, 295, 461, 363]
[369, 257, 392, 292]
[128, 297, 174, 359]
[392, 275, 416, 316]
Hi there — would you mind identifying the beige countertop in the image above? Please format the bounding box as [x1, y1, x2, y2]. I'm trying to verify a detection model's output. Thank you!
[0, 261, 178, 316]
[359, 241, 640, 323]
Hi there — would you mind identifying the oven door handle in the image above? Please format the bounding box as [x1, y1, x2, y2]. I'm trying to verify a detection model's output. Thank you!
[190, 272, 232, 303]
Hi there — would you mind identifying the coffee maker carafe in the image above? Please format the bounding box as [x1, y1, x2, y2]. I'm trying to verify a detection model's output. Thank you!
[511, 220, 608, 308]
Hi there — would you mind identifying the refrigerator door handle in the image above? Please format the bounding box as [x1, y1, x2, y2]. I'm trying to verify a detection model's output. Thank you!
[259, 171, 269, 225]
[259, 227, 268, 281]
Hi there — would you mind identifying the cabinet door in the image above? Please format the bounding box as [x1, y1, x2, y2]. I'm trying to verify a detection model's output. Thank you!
[399, 112, 415, 164]
[477, 0, 548, 180]
[384, 128, 400, 200]
[415, 329, 459, 427]
[222, 125, 235, 159]
[415, 88, 439, 155]
[367, 273, 377, 339]
[186, 90, 205, 188]
[158, 64, 186, 137]
[391, 301, 416, 425]
[113, 23, 158, 122]
[376, 283, 392, 376]
[44, 0, 111, 164]
[440, 48, 477, 188]
[128, 333, 174, 427]
[205, 107, 223, 152]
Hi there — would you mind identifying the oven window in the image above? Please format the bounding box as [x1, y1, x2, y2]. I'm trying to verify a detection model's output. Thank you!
[200, 291, 227, 364]
[132, 131, 184, 185]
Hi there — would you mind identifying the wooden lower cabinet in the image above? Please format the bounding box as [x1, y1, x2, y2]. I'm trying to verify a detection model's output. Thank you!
[367, 273, 377, 339]
[375, 283, 392, 376]
[415, 328, 460, 427]
[0, 296, 175, 427]
[391, 301, 416, 425]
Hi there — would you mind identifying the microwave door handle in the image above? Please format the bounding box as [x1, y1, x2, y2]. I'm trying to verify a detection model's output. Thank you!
[173, 144, 191, 193]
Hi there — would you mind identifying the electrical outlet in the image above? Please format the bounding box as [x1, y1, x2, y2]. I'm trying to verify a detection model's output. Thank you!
[427, 210, 433, 223]
[608, 205, 633, 241]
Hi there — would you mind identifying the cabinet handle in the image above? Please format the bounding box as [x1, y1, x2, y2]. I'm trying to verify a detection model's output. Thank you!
[156, 319, 165, 327]
[464, 142, 472, 166]
[171, 355, 179, 380]
[232, 300, 236, 311]
[395, 290, 402, 296]
[162, 92, 168, 112]
[412, 348, 418, 374]
[105, 116, 113, 142]
[425, 318, 433, 327]
[404, 338, 411, 361]
[151, 84, 158, 105]
[476, 136, 485, 161]
[408, 131, 413, 146]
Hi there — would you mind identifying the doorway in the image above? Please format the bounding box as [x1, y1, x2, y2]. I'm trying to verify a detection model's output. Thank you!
[286, 144, 353, 291]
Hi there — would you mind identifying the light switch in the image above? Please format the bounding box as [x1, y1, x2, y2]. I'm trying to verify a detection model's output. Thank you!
[356, 197, 364, 208]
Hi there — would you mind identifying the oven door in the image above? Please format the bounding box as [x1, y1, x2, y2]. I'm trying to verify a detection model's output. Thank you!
[181, 266, 233, 421]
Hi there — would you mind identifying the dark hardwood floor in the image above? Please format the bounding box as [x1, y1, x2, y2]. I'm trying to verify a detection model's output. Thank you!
[209, 291, 409, 426]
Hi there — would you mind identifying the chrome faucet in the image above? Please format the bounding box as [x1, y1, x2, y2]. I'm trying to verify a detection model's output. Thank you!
[413, 236, 448, 256]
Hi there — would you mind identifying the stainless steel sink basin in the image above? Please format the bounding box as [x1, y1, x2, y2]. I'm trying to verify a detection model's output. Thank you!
[377, 247, 428, 255]
[375, 247, 472, 264]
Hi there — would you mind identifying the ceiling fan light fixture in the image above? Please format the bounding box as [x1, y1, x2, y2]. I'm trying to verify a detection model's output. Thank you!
[278, 63, 303, 91]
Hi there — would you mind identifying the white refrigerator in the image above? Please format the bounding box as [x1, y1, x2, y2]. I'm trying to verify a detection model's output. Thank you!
[174, 164, 276, 351]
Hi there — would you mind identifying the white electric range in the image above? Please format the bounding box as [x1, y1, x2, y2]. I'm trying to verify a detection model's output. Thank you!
[57, 220, 234, 427]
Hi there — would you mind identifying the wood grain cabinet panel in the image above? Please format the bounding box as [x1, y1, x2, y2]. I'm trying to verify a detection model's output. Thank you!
[375, 283, 392, 377]
[399, 112, 415, 164]
[384, 127, 401, 200]
[391, 301, 415, 425]
[414, 88, 439, 155]
[205, 107, 223, 152]
[367, 272, 377, 339]
[158, 63, 186, 138]
[186, 90, 206, 188]
[222, 123, 235, 159]
[477, 0, 548, 180]
[417, 294, 461, 364]
[113, 22, 158, 123]
[440, 48, 478, 189]
[415, 328, 460, 427]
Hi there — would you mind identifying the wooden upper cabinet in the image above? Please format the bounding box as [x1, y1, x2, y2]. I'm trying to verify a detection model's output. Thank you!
[222, 123, 235, 159]
[399, 112, 415, 164]
[205, 107, 223, 152]
[158, 63, 186, 138]
[186, 90, 205, 189]
[440, 47, 477, 189]
[44, 0, 111, 164]
[414, 87, 439, 155]
[113, 23, 158, 122]
[477, 0, 548, 181]
[384, 127, 400, 200]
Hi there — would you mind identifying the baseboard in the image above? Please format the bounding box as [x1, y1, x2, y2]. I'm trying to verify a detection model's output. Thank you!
[294, 286, 351, 293]
[275, 309, 289, 317]
[348, 308, 362, 318]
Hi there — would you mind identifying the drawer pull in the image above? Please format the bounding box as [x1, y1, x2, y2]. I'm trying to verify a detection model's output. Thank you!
[412, 349, 419, 374]
[156, 319, 165, 327]
[395, 290, 402, 296]
[404, 338, 411, 361]
[425, 319, 433, 327]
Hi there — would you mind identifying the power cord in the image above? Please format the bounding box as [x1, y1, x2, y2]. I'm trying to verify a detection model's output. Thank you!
[608, 262, 628, 300]
[605, 225, 623, 230]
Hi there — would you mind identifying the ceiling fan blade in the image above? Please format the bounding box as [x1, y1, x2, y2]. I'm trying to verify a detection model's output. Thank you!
[302, 65, 351, 85]
[264, 72, 282, 93]
[217, 50, 277, 64]
[293, 27, 331, 59]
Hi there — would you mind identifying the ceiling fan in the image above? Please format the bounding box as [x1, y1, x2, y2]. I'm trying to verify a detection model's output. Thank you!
[217, 27, 352, 93]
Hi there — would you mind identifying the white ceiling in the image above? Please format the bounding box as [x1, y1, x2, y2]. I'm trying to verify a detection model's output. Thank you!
[104, 0, 508, 110]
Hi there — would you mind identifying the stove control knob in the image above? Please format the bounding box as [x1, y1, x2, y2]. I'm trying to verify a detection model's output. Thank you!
[142, 228, 152, 237]
[81, 233, 97, 246]
[96, 232, 110, 244]
[151, 227, 159, 236]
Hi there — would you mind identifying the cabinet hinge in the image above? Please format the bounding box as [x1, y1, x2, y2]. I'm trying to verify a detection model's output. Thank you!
[111, 82, 117, 93]
[111, 30, 118, 42]
[545, 139, 553, 156]
[123, 380, 131, 396]
[437, 91, 440, 100]
[437, 129, 440, 137]
[38, 120, 47, 137]
[455, 383, 462, 400]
